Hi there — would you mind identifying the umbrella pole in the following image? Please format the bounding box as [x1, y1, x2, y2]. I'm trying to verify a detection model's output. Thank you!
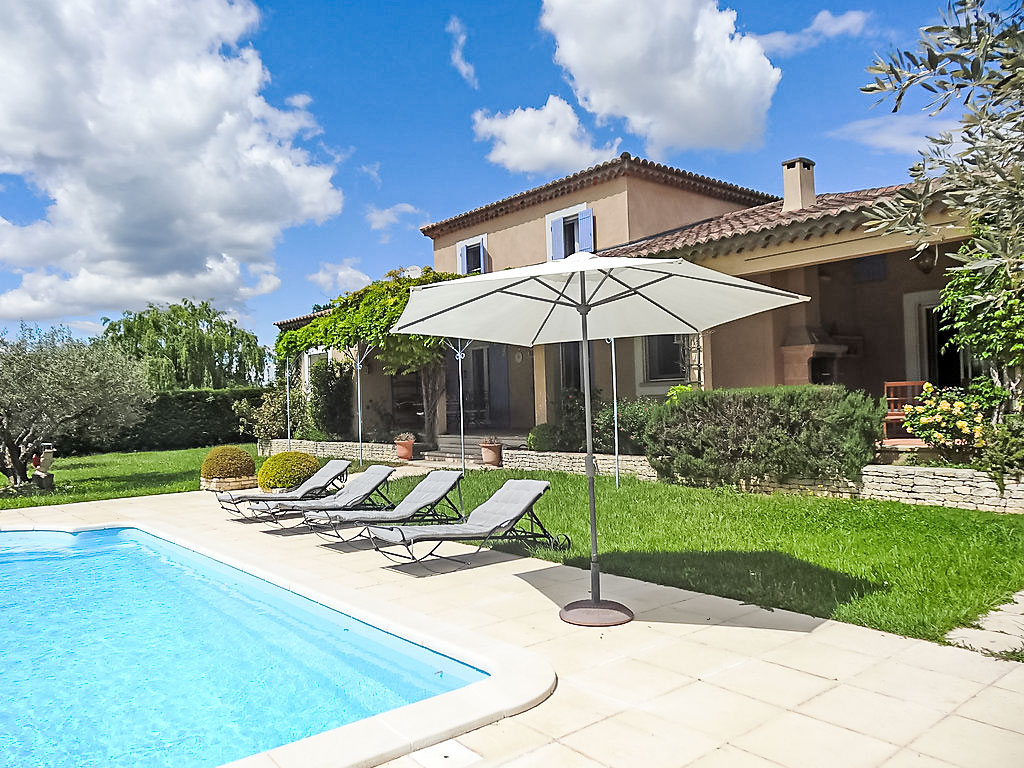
[458, 341, 466, 479]
[560, 276, 633, 627]
[609, 337, 620, 487]
[286, 357, 292, 450]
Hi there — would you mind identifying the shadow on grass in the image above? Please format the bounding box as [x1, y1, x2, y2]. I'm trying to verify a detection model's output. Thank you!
[555, 549, 886, 620]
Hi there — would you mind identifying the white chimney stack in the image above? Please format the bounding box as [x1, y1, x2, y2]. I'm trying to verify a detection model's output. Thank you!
[782, 157, 816, 212]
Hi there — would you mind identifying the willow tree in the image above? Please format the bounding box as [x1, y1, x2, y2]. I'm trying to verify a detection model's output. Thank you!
[102, 299, 266, 390]
[277, 268, 461, 442]
[863, 0, 1024, 404]
[0, 326, 152, 486]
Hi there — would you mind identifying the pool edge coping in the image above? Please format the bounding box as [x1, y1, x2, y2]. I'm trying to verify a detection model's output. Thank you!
[4, 520, 558, 768]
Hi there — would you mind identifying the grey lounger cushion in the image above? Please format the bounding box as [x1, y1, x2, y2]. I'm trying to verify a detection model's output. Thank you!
[270, 464, 396, 512]
[306, 469, 462, 525]
[216, 459, 350, 504]
[367, 479, 549, 545]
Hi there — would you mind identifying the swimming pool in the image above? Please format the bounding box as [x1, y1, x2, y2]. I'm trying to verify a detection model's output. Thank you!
[0, 528, 486, 768]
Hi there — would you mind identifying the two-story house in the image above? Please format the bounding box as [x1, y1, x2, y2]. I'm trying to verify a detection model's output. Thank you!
[276, 151, 966, 441]
[418, 152, 966, 437]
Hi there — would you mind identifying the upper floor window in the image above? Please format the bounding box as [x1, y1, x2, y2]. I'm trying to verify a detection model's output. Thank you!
[546, 203, 594, 261]
[456, 234, 488, 275]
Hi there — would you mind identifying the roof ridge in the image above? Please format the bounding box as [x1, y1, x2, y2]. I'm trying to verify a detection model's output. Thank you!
[420, 152, 777, 239]
[596, 180, 920, 261]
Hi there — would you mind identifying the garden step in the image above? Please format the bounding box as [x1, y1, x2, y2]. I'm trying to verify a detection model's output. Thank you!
[421, 451, 483, 465]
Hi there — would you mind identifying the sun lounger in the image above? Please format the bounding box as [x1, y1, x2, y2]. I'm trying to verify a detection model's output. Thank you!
[365, 478, 569, 565]
[303, 469, 463, 539]
[253, 464, 397, 525]
[216, 459, 351, 519]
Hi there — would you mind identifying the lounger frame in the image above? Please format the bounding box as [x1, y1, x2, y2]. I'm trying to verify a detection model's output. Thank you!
[368, 494, 570, 568]
[308, 475, 462, 541]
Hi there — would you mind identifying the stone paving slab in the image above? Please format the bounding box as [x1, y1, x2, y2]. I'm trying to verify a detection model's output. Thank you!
[3, 486, 1023, 768]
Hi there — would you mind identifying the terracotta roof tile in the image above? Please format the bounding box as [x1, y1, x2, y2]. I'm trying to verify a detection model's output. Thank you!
[598, 183, 913, 260]
[274, 308, 332, 330]
[420, 152, 777, 239]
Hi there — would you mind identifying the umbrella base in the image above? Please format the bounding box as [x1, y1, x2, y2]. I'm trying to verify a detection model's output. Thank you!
[559, 599, 634, 627]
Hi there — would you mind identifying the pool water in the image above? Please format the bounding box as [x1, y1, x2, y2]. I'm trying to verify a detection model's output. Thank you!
[0, 528, 485, 767]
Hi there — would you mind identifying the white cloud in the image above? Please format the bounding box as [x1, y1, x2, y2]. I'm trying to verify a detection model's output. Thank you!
[445, 16, 479, 89]
[365, 203, 425, 243]
[757, 10, 871, 56]
[67, 319, 105, 336]
[829, 114, 960, 154]
[540, 0, 780, 156]
[472, 95, 620, 174]
[0, 0, 343, 321]
[359, 162, 382, 187]
[306, 258, 371, 295]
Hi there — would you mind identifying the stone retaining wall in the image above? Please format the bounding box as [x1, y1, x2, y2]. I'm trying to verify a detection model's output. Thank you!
[501, 449, 658, 481]
[261, 439, 1024, 513]
[711, 465, 1024, 513]
[265, 438, 398, 463]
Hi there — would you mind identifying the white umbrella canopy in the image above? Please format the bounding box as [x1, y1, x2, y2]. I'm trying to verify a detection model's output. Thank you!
[393, 252, 809, 626]
[393, 252, 808, 345]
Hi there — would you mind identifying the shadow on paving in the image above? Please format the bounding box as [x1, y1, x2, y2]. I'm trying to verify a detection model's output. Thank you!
[530, 549, 885, 622]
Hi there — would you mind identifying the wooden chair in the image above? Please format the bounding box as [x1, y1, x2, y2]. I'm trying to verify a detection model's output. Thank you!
[883, 380, 926, 440]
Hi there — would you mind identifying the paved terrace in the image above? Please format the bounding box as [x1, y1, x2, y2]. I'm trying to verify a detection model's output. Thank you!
[5, 475, 1024, 768]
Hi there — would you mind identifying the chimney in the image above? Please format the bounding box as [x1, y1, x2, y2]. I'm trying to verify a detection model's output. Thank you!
[781, 157, 815, 212]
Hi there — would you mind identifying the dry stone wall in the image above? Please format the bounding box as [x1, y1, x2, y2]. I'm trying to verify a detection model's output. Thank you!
[263, 439, 1024, 513]
[501, 449, 658, 481]
[266, 438, 398, 463]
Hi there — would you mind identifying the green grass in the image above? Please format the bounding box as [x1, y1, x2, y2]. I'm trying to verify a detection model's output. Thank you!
[390, 469, 1024, 643]
[0, 446, 392, 510]
[6, 447, 1024, 644]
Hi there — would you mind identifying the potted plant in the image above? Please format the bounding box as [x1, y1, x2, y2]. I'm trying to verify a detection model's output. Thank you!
[480, 436, 503, 466]
[394, 432, 416, 461]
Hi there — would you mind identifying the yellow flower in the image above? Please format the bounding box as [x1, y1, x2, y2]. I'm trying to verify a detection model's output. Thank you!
[975, 413, 983, 423]
[977, 439, 986, 447]
[923, 382, 934, 392]
[956, 420, 969, 432]
[939, 400, 951, 411]
[903, 404, 914, 413]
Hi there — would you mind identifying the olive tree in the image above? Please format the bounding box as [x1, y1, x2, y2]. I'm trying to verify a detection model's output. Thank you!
[863, 0, 1024, 405]
[0, 326, 153, 486]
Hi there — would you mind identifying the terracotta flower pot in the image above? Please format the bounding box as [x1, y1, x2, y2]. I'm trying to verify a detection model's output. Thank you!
[480, 442, 503, 466]
[395, 440, 414, 460]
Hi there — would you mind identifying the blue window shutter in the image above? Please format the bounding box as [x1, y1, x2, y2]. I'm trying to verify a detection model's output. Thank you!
[550, 218, 565, 260]
[578, 208, 594, 252]
[457, 243, 467, 274]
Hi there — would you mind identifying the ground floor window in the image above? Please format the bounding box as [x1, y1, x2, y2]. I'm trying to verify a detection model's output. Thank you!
[645, 334, 702, 385]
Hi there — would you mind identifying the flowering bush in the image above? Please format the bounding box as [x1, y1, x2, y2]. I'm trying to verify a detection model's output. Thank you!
[903, 382, 985, 460]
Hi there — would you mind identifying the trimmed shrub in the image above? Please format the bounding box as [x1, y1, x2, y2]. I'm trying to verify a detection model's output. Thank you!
[646, 385, 884, 485]
[59, 387, 267, 454]
[200, 445, 255, 479]
[257, 451, 320, 490]
[527, 423, 560, 451]
[593, 397, 659, 455]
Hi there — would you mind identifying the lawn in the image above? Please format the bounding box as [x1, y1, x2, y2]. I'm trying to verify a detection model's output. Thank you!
[5, 447, 1023, 644]
[0, 446, 394, 510]
[392, 469, 1024, 643]
[0, 445, 265, 510]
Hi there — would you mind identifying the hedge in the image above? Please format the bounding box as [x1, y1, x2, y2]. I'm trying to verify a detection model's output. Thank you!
[59, 387, 267, 454]
[645, 385, 884, 485]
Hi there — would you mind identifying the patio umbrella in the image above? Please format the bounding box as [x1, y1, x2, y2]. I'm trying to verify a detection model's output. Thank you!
[392, 252, 809, 626]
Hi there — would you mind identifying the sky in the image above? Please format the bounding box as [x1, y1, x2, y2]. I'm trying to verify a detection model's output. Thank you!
[0, 0, 956, 346]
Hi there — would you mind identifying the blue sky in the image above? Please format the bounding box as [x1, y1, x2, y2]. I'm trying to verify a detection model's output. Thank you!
[0, 0, 951, 346]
